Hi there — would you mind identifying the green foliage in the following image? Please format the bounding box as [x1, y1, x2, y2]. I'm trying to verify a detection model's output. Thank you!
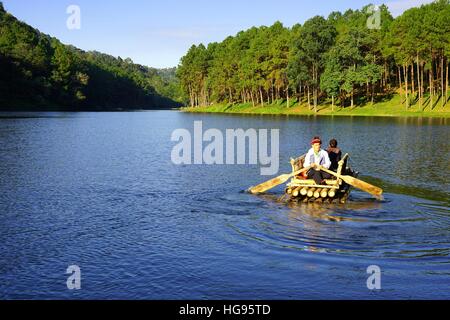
[0, 7, 181, 110]
[178, 1, 450, 111]
[320, 55, 341, 99]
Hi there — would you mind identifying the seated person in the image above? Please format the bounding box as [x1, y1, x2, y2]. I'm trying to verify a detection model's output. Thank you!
[303, 136, 332, 185]
[326, 139, 342, 172]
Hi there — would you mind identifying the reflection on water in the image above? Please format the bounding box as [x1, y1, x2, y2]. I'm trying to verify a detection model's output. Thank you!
[0, 111, 449, 299]
[257, 193, 374, 221]
[286, 200, 382, 222]
[226, 191, 449, 268]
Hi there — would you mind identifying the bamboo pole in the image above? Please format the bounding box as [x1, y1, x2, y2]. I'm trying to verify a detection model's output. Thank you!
[307, 188, 316, 198]
[314, 188, 322, 199]
[336, 154, 348, 177]
[292, 186, 302, 197]
[300, 187, 308, 196]
[294, 184, 337, 189]
[289, 179, 339, 186]
[321, 189, 329, 198]
[328, 189, 336, 198]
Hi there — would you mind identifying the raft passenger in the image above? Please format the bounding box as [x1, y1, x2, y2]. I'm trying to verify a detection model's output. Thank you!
[303, 137, 332, 185]
[326, 139, 342, 172]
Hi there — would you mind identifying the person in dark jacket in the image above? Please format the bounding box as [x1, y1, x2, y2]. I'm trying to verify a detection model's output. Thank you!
[326, 139, 342, 172]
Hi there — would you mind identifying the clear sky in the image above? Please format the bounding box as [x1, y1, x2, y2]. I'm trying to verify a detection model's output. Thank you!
[2, 0, 434, 68]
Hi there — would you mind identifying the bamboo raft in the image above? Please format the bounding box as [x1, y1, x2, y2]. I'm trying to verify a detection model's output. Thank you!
[285, 153, 358, 204]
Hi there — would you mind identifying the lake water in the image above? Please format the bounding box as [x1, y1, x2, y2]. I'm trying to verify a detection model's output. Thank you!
[0, 111, 449, 299]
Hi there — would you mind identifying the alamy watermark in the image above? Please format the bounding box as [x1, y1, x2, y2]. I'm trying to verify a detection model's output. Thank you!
[366, 5, 381, 30]
[366, 265, 381, 290]
[171, 121, 279, 176]
[66, 5, 81, 30]
[66, 265, 81, 290]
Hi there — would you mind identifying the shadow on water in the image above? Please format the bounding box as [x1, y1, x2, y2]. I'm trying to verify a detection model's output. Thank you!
[0, 112, 80, 119]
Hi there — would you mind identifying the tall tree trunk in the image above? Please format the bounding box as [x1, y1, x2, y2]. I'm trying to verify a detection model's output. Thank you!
[416, 54, 421, 108]
[286, 85, 289, 108]
[314, 68, 318, 112]
[441, 55, 445, 107]
[421, 62, 425, 110]
[188, 84, 194, 107]
[201, 84, 205, 107]
[259, 87, 264, 107]
[351, 87, 354, 108]
[385, 60, 389, 90]
[429, 68, 433, 110]
[299, 84, 302, 106]
[314, 88, 317, 113]
[398, 66, 402, 96]
[411, 63, 415, 97]
[251, 91, 255, 107]
[331, 95, 334, 112]
[446, 58, 449, 106]
[307, 85, 311, 110]
[371, 82, 375, 105]
[271, 83, 274, 104]
[404, 64, 409, 109]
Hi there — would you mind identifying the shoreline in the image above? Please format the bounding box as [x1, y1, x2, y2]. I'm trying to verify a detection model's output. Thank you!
[183, 108, 450, 119]
[0, 106, 179, 112]
[181, 95, 450, 119]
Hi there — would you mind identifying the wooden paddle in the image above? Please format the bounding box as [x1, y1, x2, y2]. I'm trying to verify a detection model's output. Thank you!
[319, 166, 383, 198]
[248, 167, 311, 194]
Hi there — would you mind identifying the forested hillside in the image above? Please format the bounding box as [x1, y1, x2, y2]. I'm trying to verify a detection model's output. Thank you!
[178, 1, 450, 112]
[0, 2, 182, 111]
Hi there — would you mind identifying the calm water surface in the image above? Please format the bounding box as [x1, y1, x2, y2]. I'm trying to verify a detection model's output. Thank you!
[0, 111, 449, 299]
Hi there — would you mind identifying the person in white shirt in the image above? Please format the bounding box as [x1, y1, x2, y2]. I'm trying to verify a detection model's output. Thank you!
[303, 136, 332, 185]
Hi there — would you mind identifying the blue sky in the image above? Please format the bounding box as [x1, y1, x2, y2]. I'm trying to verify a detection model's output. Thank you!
[2, 0, 434, 68]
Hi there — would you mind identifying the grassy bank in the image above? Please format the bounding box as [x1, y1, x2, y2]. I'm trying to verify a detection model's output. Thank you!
[182, 94, 450, 118]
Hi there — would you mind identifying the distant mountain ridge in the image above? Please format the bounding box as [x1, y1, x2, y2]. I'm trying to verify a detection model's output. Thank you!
[0, 2, 183, 111]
